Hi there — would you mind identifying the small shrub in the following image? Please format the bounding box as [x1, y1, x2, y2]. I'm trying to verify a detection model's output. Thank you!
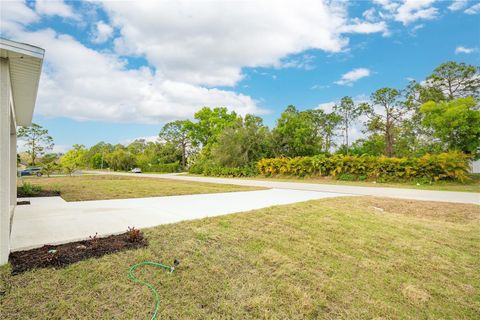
[126, 227, 144, 243]
[88, 233, 99, 247]
[17, 182, 42, 197]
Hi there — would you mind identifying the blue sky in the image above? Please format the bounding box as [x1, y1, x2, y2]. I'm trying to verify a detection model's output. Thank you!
[1, 0, 479, 152]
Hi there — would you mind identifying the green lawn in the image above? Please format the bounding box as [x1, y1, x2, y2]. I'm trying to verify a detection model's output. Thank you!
[17, 175, 265, 201]
[219, 174, 480, 193]
[1, 197, 479, 319]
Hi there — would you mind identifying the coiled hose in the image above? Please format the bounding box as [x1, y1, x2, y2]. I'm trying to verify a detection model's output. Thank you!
[128, 260, 179, 320]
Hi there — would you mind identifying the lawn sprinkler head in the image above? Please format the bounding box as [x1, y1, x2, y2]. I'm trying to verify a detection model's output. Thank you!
[171, 259, 180, 272]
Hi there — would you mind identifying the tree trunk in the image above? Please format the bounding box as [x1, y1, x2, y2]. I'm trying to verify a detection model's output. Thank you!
[31, 139, 36, 165]
[345, 120, 349, 154]
[385, 129, 394, 157]
[385, 110, 394, 157]
[181, 143, 186, 169]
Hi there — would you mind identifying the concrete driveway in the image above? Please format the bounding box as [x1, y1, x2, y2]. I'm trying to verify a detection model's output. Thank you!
[11, 188, 351, 251]
[86, 171, 480, 205]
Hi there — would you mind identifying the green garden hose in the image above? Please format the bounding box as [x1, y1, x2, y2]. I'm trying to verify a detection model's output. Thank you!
[128, 260, 179, 320]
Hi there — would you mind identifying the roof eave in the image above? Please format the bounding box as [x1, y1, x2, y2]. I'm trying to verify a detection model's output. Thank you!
[0, 38, 45, 127]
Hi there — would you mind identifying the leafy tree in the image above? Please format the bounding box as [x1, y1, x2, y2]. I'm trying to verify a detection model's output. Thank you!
[40, 153, 60, 164]
[363, 88, 410, 157]
[420, 97, 480, 158]
[156, 142, 182, 164]
[159, 120, 192, 168]
[426, 61, 480, 100]
[404, 80, 445, 106]
[188, 107, 239, 147]
[333, 96, 364, 153]
[86, 141, 113, 169]
[397, 62, 479, 158]
[41, 162, 58, 178]
[399, 80, 444, 155]
[127, 139, 149, 155]
[106, 147, 136, 171]
[397, 62, 478, 157]
[308, 109, 342, 153]
[17, 123, 54, 165]
[90, 153, 104, 169]
[338, 134, 385, 156]
[60, 144, 88, 175]
[39, 153, 60, 177]
[272, 105, 322, 157]
[211, 114, 271, 167]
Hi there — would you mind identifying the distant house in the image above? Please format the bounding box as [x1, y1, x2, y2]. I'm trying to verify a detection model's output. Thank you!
[0, 38, 44, 265]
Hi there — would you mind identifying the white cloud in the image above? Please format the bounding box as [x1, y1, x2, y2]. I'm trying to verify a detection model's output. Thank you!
[465, 3, 480, 14]
[51, 144, 71, 154]
[0, 1, 394, 124]
[372, 0, 439, 26]
[395, 0, 438, 25]
[362, 8, 378, 21]
[5, 27, 264, 124]
[311, 84, 330, 90]
[279, 54, 316, 70]
[448, 0, 469, 11]
[316, 101, 336, 113]
[0, 0, 39, 34]
[91, 21, 114, 44]
[455, 46, 477, 54]
[122, 136, 159, 146]
[103, 0, 386, 87]
[340, 19, 388, 35]
[373, 0, 400, 13]
[335, 68, 371, 86]
[410, 23, 425, 35]
[35, 0, 80, 20]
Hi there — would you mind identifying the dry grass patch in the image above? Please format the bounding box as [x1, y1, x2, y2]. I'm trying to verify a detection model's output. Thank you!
[341, 196, 480, 223]
[1, 197, 479, 319]
[18, 175, 266, 201]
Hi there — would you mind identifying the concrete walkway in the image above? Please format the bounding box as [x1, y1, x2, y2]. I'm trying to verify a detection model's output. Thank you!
[11, 189, 350, 251]
[86, 171, 480, 205]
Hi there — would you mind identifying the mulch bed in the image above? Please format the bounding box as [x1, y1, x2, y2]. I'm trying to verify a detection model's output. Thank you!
[17, 190, 61, 198]
[9, 232, 147, 275]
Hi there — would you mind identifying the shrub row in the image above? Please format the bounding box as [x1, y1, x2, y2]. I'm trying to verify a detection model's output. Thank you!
[141, 162, 180, 173]
[257, 152, 471, 182]
[189, 162, 258, 177]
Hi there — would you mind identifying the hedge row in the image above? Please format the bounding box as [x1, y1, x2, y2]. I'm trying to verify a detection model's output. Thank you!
[256, 152, 471, 182]
[189, 162, 258, 177]
[141, 162, 180, 173]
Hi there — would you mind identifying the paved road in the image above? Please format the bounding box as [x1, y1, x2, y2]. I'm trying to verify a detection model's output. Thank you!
[12, 189, 349, 251]
[86, 171, 480, 205]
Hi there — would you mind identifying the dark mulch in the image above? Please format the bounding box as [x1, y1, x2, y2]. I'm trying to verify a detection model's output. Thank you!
[17, 189, 61, 198]
[9, 232, 147, 275]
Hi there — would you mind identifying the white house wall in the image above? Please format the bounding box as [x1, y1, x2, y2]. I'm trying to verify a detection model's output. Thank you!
[0, 58, 13, 265]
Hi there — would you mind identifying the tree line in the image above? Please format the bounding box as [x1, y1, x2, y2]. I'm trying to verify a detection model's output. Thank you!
[18, 61, 480, 175]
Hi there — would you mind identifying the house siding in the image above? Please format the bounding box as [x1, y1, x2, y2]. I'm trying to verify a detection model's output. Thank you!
[0, 58, 13, 264]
